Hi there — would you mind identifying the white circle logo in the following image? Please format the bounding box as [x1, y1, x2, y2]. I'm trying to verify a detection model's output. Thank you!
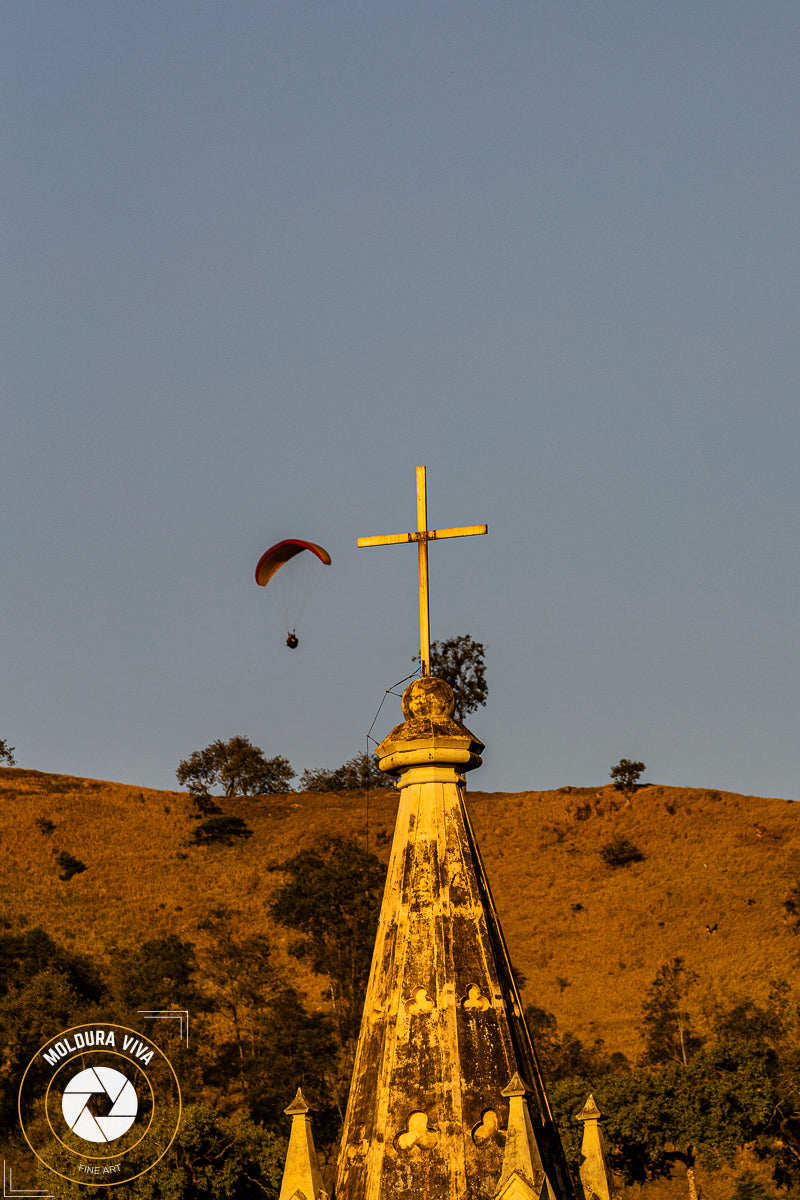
[61, 1066, 138, 1143]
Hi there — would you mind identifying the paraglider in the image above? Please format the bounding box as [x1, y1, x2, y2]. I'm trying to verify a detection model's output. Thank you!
[255, 539, 331, 648]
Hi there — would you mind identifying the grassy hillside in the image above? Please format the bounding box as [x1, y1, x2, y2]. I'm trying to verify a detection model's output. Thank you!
[1, 766, 797, 1061]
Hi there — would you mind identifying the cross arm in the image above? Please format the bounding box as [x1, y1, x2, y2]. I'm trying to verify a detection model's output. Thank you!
[357, 524, 487, 548]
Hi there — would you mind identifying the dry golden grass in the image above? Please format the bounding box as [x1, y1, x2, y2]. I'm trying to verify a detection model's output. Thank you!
[1, 768, 797, 1059]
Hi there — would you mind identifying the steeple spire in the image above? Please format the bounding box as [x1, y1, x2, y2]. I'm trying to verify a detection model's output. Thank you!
[333, 677, 574, 1200]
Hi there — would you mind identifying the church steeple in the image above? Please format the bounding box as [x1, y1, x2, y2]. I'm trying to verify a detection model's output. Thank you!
[333, 676, 574, 1200]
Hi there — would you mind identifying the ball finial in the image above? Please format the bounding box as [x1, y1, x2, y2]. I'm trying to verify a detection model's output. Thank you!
[401, 677, 456, 721]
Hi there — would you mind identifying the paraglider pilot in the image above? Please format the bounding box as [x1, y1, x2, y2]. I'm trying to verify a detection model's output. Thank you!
[286, 632, 299, 649]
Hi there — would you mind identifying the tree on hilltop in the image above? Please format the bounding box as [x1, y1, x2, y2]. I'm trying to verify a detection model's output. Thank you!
[176, 736, 294, 797]
[0, 738, 15, 766]
[610, 758, 646, 799]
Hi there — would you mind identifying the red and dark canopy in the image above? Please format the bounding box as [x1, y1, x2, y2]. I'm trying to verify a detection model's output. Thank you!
[255, 539, 332, 587]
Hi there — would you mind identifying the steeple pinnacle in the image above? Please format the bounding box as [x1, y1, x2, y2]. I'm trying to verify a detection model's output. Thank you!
[575, 1095, 614, 1200]
[278, 1088, 324, 1200]
[333, 678, 574, 1200]
[495, 1074, 555, 1200]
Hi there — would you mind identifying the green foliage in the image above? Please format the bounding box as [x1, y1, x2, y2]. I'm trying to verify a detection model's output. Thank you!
[710, 983, 800, 1192]
[199, 907, 281, 1012]
[1, 970, 88, 1130]
[599, 836, 645, 868]
[198, 907, 284, 1090]
[547, 1074, 595, 1164]
[533, 968, 791, 1194]
[712, 980, 790, 1044]
[731, 1171, 773, 1200]
[299, 750, 386, 792]
[269, 835, 386, 1042]
[196, 908, 341, 1138]
[190, 792, 223, 816]
[115, 934, 205, 1012]
[600, 1039, 774, 1180]
[190, 816, 254, 846]
[215, 987, 341, 1140]
[414, 634, 488, 723]
[0, 930, 107, 1129]
[609, 758, 646, 797]
[148, 1104, 285, 1200]
[176, 735, 295, 797]
[0, 738, 15, 766]
[583, 981, 800, 1193]
[642, 958, 701, 1066]
[0, 928, 105, 1003]
[54, 850, 87, 880]
[39, 1103, 287, 1200]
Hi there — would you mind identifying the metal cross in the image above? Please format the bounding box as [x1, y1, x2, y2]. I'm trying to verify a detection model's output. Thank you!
[357, 466, 487, 676]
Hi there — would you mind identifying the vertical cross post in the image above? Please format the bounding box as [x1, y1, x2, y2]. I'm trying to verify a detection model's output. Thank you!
[357, 467, 487, 677]
[416, 466, 431, 675]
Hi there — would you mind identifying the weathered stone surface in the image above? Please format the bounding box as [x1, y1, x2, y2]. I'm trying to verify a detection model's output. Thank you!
[334, 679, 574, 1200]
[575, 1095, 614, 1200]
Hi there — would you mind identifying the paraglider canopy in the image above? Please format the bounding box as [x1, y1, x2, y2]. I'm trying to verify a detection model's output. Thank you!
[255, 539, 331, 648]
[255, 539, 332, 587]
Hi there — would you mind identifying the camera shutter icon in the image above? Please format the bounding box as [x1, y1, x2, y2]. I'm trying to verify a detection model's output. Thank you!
[61, 1065, 138, 1143]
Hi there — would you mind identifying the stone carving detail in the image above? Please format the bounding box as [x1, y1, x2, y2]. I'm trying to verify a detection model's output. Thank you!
[396, 1112, 438, 1152]
[471, 1109, 503, 1146]
[461, 984, 491, 1012]
[368, 1003, 385, 1026]
[405, 987, 434, 1014]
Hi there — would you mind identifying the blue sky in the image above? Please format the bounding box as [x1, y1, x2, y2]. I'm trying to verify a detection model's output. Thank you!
[3, 2, 799, 798]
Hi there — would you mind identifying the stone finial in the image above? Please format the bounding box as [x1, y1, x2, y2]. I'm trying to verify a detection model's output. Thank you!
[575, 1094, 614, 1200]
[278, 1088, 325, 1200]
[401, 676, 456, 720]
[494, 1074, 553, 1200]
[575, 1095, 602, 1123]
[501, 1072, 530, 1099]
[285, 1087, 310, 1116]
[375, 675, 484, 780]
